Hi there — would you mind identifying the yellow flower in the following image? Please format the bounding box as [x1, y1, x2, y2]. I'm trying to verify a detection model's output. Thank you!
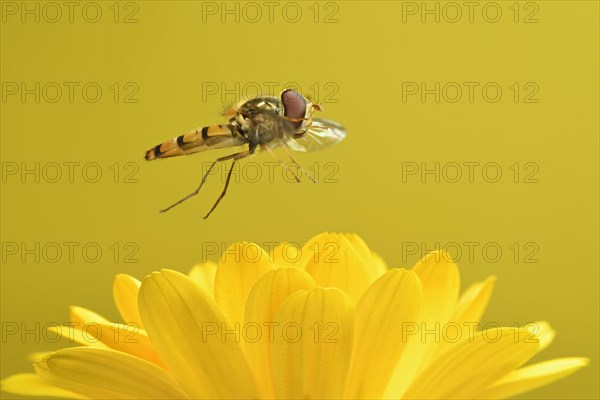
[1, 233, 589, 399]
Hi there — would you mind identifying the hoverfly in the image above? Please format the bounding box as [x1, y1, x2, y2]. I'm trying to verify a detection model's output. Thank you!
[144, 89, 346, 218]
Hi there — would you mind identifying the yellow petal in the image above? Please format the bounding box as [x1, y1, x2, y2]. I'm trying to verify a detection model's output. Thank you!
[113, 274, 144, 329]
[214, 242, 274, 325]
[345, 269, 423, 399]
[188, 261, 217, 296]
[385, 250, 460, 398]
[304, 233, 374, 302]
[271, 287, 354, 399]
[343, 234, 388, 280]
[47, 326, 109, 348]
[28, 351, 53, 363]
[1, 373, 88, 399]
[139, 269, 258, 399]
[436, 276, 496, 355]
[528, 320, 555, 352]
[343, 232, 369, 250]
[69, 306, 110, 327]
[244, 268, 316, 398]
[476, 357, 590, 399]
[92, 323, 164, 368]
[412, 250, 460, 325]
[34, 347, 187, 399]
[402, 328, 539, 399]
[370, 251, 389, 280]
[270, 242, 311, 268]
[452, 276, 496, 325]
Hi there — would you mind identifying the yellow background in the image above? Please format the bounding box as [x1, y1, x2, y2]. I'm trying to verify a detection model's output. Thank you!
[1, 1, 598, 399]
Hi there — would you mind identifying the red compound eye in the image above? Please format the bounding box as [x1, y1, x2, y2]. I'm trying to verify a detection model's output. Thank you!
[281, 89, 307, 128]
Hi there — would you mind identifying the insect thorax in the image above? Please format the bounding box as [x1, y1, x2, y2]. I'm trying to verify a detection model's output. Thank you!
[229, 96, 290, 148]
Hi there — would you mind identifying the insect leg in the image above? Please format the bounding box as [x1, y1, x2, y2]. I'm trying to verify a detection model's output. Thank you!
[264, 146, 301, 184]
[283, 147, 318, 183]
[203, 150, 253, 219]
[159, 150, 251, 213]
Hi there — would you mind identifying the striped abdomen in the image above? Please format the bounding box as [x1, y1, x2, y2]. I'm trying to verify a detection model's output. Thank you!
[145, 124, 245, 160]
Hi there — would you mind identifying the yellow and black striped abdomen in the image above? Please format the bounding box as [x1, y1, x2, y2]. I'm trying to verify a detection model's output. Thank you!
[145, 124, 245, 160]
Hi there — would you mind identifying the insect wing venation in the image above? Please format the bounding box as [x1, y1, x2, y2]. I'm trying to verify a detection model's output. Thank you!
[285, 118, 347, 152]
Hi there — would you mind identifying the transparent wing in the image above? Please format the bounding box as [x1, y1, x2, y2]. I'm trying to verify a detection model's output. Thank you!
[285, 118, 347, 152]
